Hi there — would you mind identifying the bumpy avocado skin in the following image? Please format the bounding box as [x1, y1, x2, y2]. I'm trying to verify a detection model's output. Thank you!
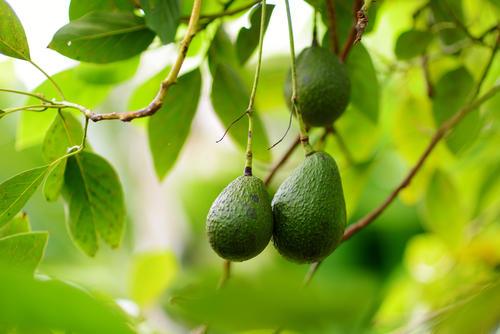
[207, 175, 273, 262]
[284, 46, 351, 127]
[272, 151, 346, 263]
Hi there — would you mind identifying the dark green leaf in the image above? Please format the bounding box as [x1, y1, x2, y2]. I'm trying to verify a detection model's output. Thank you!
[210, 63, 271, 162]
[0, 0, 30, 60]
[17, 67, 111, 150]
[0, 213, 30, 238]
[63, 152, 125, 256]
[75, 57, 140, 85]
[148, 69, 202, 180]
[0, 167, 48, 228]
[42, 113, 83, 202]
[141, 0, 180, 45]
[69, 0, 135, 20]
[49, 12, 155, 64]
[430, 1, 466, 47]
[0, 266, 134, 334]
[0, 232, 48, 275]
[433, 66, 478, 153]
[395, 29, 433, 60]
[345, 43, 379, 122]
[236, 4, 275, 65]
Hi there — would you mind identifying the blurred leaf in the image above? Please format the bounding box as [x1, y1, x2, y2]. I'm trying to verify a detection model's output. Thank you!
[129, 67, 170, 110]
[345, 43, 380, 122]
[429, 1, 466, 47]
[0, 266, 134, 334]
[0, 0, 30, 60]
[0, 213, 30, 238]
[63, 152, 125, 256]
[433, 66, 478, 154]
[235, 4, 275, 65]
[141, 0, 180, 45]
[341, 158, 375, 218]
[0, 166, 48, 228]
[395, 29, 433, 60]
[49, 12, 155, 64]
[208, 27, 239, 73]
[69, 0, 134, 20]
[42, 112, 83, 202]
[0, 232, 48, 275]
[130, 251, 178, 307]
[210, 63, 271, 162]
[17, 67, 111, 150]
[165, 267, 377, 332]
[75, 57, 140, 85]
[148, 69, 202, 180]
[430, 281, 500, 333]
[423, 170, 467, 247]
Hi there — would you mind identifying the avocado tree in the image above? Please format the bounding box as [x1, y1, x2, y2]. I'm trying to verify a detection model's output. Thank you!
[0, 0, 499, 333]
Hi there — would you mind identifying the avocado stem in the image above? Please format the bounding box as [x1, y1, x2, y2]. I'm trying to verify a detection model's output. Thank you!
[244, 0, 268, 175]
[284, 0, 315, 157]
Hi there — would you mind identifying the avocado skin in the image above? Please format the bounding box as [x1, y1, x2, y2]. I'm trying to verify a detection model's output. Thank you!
[284, 46, 351, 127]
[207, 175, 273, 262]
[272, 151, 346, 263]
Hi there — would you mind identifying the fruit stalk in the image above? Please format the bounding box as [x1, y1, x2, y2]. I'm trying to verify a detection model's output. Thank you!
[284, 0, 314, 156]
[244, 0, 268, 175]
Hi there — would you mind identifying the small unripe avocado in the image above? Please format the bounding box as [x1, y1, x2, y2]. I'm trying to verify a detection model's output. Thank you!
[207, 175, 273, 262]
[284, 45, 351, 127]
[272, 151, 346, 263]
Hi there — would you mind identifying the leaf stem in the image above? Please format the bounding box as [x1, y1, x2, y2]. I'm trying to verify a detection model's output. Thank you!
[244, 0, 268, 176]
[0, 88, 53, 104]
[284, 0, 314, 156]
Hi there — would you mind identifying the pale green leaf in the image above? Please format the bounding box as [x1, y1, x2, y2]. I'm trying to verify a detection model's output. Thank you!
[0, 0, 30, 60]
[63, 152, 125, 256]
[0, 213, 30, 238]
[74, 57, 140, 85]
[0, 167, 48, 228]
[141, 0, 180, 45]
[49, 12, 155, 64]
[130, 251, 178, 307]
[0, 232, 48, 275]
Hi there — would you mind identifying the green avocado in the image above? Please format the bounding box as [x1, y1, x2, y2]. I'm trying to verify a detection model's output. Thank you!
[284, 45, 351, 127]
[206, 175, 273, 262]
[272, 151, 346, 263]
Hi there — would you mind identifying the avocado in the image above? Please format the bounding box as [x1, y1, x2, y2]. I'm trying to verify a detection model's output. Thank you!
[272, 151, 346, 263]
[284, 45, 351, 127]
[207, 175, 273, 262]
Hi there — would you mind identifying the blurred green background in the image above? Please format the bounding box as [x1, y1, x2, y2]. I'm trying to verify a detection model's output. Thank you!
[0, 0, 499, 333]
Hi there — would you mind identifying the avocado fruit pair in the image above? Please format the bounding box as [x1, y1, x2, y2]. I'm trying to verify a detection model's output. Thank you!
[206, 151, 346, 264]
[284, 45, 351, 127]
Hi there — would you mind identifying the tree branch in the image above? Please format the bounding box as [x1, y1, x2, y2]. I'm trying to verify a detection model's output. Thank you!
[325, 0, 340, 55]
[340, 0, 366, 62]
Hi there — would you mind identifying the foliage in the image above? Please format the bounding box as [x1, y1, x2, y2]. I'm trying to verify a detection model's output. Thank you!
[0, 0, 499, 333]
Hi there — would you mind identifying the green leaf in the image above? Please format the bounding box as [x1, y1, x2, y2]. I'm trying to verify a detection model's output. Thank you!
[433, 66, 478, 154]
[210, 63, 271, 162]
[0, 0, 30, 60]
[0, 232, 48, 275]
[49, 11, 155, 64]
[69, 0, 135, 20]
[63, 152, 125, 256]
[423, 170, 467, 247]
[208, 27, 239, 73]
[345, 43, 380, 122]
[141, 0, 180, 45]
[0, 213, 30, 238]
[429, 1, 466, 47]
[0, 167, 48, 228]
[0, 266, 134, 334]
[235, 4, 275, 65]
[42, 113, 83, 202]
[130, 251, 178, 307]
[75, 57, 140, 85]
[148, 69, 202, 180]
[16, 67, 111, 150]
[395, 29, 433, 60]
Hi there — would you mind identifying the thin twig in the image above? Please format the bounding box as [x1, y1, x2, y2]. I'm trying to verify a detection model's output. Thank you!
[340, 0, 364, 62]
[325, 0, 340, 54]
[421, 55, 434, 98]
